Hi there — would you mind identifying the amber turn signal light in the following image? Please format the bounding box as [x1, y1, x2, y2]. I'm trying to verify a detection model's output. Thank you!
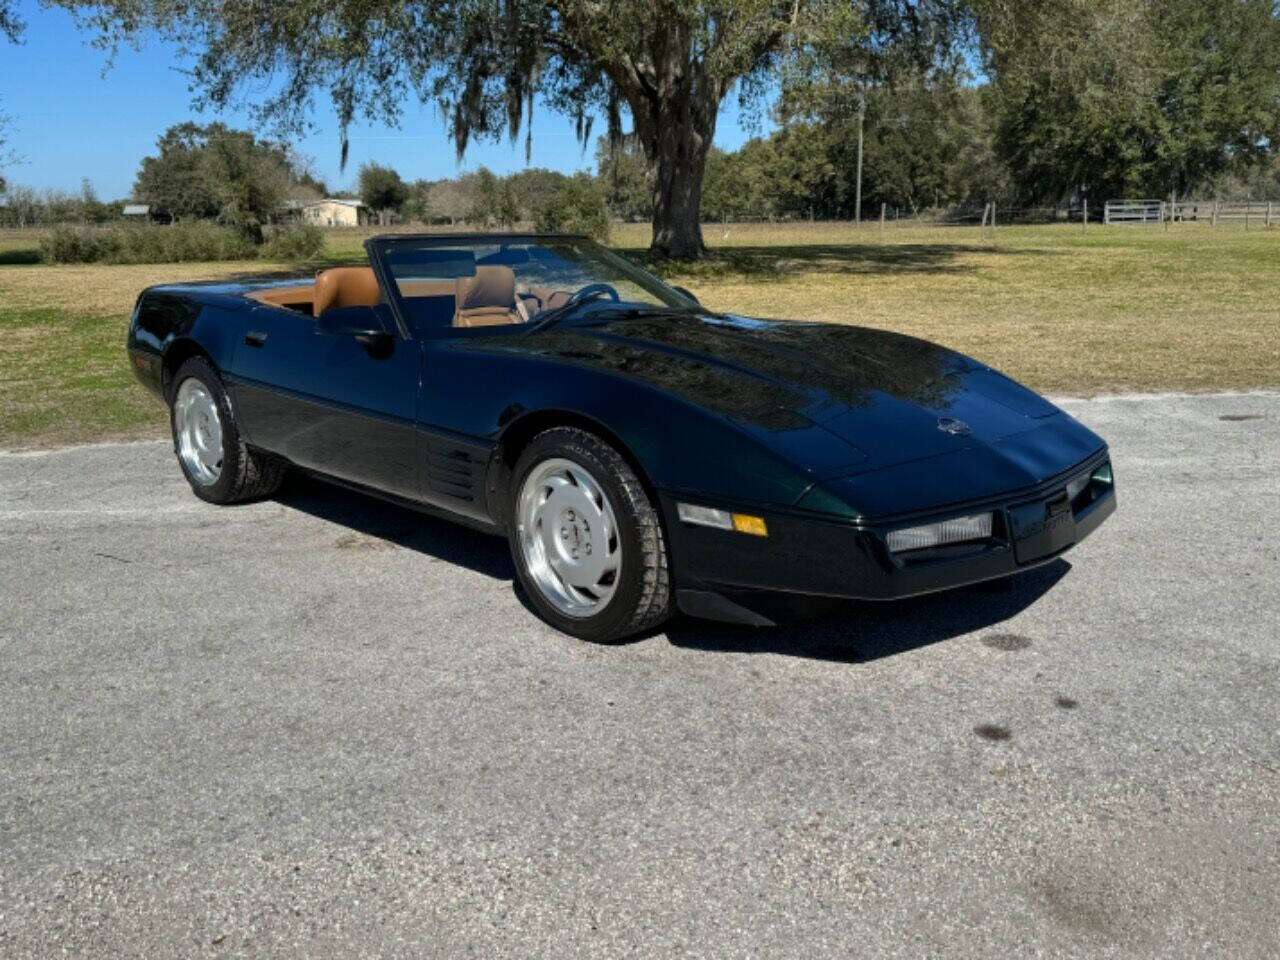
[731, 513, 768, 537]
[676, 502, 768, 537]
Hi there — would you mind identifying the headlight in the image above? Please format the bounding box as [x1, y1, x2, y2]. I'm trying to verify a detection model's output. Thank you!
[1065, 470, 1091, 502]
[1068, 461, 1113, 505]
[886, 512, 993, 553]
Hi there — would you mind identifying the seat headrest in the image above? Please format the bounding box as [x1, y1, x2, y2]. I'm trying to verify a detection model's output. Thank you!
[314, 267, 382, 317]
[455, 265, 516, 312]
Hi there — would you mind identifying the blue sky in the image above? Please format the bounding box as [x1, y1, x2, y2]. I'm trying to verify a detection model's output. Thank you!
[1, 0, 772, 199]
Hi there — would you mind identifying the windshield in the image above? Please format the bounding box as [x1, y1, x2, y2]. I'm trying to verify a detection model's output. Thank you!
[369, 235, 698, 336]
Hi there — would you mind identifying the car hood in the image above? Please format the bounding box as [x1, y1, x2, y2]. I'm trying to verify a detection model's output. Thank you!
[476, 310, 1102, 482]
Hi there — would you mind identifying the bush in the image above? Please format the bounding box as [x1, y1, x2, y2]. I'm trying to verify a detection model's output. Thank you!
[40, 221, 260, 264]
[116, 221, 257, 263]
[40, 225, 122, 264]
[262, 224, 325, 261]
[534, 175, 611, 241]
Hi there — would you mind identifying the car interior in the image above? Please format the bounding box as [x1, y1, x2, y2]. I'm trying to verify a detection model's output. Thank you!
[245, 263, 571, 330]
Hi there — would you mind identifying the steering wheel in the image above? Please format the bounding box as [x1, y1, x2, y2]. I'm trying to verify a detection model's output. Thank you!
[565, 282, 620, 306]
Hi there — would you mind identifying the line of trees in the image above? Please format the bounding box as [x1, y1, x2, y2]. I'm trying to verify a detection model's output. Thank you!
[977, 0, 1280, 205]
[29, 0, 1274, 259]
[4, 1, 1279, 252]
[356, 162, 610, 236]
[5, 115, 1280, 233]
[0, 180, 124, 228]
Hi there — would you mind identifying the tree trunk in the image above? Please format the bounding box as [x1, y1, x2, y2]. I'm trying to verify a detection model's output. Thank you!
[648, 126, 711, 260]
[621, 60, 719, 260]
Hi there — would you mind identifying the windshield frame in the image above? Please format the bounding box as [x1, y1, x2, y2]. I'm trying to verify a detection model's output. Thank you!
[365, 232, 702, 340]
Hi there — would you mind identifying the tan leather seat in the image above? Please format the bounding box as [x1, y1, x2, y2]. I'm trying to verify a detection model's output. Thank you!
[453, 265, 527, 327]
[313, 267, 382, 317]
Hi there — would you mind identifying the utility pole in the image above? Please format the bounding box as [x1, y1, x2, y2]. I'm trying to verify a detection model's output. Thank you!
[854, 86, 866, 225]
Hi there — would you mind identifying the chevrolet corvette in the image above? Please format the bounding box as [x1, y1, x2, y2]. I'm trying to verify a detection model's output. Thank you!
[127, 233, 1116, 641]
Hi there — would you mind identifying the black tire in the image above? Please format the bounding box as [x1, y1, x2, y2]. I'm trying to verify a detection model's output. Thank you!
[168, 355, 285, 504]
[508, 427, 673, 642]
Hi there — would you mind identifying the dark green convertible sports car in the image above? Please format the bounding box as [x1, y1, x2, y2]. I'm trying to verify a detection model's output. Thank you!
[127, 233, 1116, 642]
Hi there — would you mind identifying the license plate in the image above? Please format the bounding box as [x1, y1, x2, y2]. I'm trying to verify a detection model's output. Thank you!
[1008, 493, 1076, 563]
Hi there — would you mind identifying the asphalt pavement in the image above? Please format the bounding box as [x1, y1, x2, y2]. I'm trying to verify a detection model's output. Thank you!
[1, 391, 1278, 958]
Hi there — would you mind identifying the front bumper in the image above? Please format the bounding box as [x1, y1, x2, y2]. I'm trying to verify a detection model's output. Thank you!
[663, 450, 1116, 622]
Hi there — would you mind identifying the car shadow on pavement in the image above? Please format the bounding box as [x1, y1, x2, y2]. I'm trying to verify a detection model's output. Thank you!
[273, 474, 515, 580]
[663, 560, 1071, 663]
[272, 474, 1068, 663]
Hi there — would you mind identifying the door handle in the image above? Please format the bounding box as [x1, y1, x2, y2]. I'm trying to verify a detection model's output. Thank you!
[244, 331, 268, 347]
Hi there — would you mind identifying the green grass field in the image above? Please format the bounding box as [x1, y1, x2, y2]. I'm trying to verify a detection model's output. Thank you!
[1, 222, 1277, 448]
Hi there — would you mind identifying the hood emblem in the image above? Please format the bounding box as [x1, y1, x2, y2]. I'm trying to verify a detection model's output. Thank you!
[937, 417, 972, 436]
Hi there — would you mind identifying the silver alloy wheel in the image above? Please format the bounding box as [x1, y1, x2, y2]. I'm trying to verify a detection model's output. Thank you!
[173, 377, 224, 486]
[517, 457, 622, 617]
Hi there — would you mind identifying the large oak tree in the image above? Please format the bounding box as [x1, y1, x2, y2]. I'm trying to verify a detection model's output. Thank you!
[52, 0, 962, 258]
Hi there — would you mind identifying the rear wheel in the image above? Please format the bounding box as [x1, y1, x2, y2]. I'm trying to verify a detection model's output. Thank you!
[509, 427, 673, 642]
[169, 355, 285, 504]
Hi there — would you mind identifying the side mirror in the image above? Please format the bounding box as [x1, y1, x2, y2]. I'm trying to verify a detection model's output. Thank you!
[672, 285, 699, 304]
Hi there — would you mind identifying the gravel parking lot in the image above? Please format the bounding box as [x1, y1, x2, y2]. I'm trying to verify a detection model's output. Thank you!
[2, 391, 1278, 958]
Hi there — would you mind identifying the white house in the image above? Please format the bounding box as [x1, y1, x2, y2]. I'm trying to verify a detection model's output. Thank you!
[301, 198, 369, 227]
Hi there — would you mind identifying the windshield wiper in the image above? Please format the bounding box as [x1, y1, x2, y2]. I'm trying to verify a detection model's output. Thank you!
[525, 290, 612, 334]
[527, 299, 696, 334]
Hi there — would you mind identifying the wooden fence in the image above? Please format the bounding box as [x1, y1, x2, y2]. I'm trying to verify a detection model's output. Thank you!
[1105, 199, 1276, 227]
[1103, 200, 1164, 224]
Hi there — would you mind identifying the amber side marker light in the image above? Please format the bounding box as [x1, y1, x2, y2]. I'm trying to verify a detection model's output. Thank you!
[677, 503, 768, 537]
[731, 513, 769, 537]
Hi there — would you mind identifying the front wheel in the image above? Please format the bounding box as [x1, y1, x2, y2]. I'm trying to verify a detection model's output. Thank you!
[169, 355, 285, 504]
[509, 427, 673, 642]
